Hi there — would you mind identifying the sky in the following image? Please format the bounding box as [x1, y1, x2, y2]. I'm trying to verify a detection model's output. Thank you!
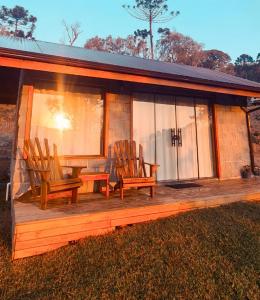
[1, 0, 259, 61]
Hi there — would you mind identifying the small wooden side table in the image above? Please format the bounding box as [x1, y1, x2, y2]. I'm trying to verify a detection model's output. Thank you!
[80, 172, 110, 199]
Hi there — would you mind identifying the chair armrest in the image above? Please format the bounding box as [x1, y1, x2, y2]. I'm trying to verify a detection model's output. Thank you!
[28, 168, 51, 181]
[61, 165, 87, 177]
[144, 163, 160, 177]
[144, 162, 159, 167]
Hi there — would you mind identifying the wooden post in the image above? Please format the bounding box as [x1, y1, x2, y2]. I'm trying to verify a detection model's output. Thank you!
[24, 86, 34, 141]
[212, 104, 221, 178]
[103, 92, 109, 157]
[245, 111, 255, 174]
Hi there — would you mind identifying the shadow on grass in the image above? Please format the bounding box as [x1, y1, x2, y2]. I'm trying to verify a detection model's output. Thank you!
[0, 195, 259, 300]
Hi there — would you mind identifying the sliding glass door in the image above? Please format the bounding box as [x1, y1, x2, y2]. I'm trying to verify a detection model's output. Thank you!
[133, 94, 215, 181]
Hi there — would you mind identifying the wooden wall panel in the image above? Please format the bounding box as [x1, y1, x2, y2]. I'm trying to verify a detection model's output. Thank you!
[214, 104, 250, 179]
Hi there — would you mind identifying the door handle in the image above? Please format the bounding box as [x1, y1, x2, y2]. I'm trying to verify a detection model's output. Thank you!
[171, 128, 182, 147]
[171, 128, 178, 147]
[171, 128, 180, 147]
[171, 128, 176, 146]
[178, 128, 182, 147]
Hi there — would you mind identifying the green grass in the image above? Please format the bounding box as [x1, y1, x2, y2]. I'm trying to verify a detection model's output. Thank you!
[0, 189, 259, 300]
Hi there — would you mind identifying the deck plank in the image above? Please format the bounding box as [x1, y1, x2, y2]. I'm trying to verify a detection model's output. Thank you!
[12, 179, 260, 259]
[13, 242, 69, 260]
[15, 228, 115, 251]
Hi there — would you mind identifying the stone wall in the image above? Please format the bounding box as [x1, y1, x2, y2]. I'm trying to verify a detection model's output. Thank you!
[0, 104, 16, 182]
[108, 93, 131, 145]
[250, 110, 260, 166]
[11, 86, 31, 197]
[215, 104, 250, 179]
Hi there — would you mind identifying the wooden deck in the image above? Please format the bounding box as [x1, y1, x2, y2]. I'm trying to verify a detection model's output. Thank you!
[12, 178, 260, 260]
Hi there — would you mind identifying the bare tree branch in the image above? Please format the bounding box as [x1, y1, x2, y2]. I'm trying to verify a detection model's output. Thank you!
[61, 20, 82, 46]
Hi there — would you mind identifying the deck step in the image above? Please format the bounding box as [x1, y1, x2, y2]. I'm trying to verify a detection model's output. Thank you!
[12, 187, 260, 260]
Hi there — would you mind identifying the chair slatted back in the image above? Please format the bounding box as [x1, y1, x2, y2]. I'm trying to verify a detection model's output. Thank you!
[24, 138, 64, 189]
[114, 140, 146, 179]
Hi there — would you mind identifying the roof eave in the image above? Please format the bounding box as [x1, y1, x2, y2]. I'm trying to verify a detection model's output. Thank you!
[0, 47, 260, 96]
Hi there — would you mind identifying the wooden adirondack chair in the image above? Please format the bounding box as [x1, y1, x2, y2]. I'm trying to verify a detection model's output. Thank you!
[24, 138, 82, 209]
[114, 140, 159, 200]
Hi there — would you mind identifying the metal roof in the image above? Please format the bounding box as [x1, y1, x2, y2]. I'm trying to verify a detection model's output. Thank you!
[0, 35, 260, 92]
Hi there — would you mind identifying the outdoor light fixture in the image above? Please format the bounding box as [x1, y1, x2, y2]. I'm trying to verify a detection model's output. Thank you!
[249, 97, 260, 105]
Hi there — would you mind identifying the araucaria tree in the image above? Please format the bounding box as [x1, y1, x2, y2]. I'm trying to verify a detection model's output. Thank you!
[0, 5, 37, 39]
[123, 0, 179, 59]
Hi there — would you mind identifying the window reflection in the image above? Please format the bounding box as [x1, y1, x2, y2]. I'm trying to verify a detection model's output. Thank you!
[30, 87, 104, 156]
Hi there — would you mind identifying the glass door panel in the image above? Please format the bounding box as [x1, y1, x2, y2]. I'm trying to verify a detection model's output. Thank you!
[195, 99, 214, 178]
[133, 93, 156, 175]
[176, 97, 198, 180]
[155, 95, 177, 181]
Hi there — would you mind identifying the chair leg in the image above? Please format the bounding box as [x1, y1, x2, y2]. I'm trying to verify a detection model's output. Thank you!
[106, 179, 109, 199]
[114, 182, 120, 192]
[150, 186, 155, 198]
[72, 188, 78, 204]
[41, 182, 48, 210]
[120, 186, 124, 200]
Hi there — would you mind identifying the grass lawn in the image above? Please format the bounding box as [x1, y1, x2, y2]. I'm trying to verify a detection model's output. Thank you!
[0, 188, 259, 299]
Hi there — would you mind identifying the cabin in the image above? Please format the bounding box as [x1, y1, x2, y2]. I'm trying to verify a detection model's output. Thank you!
[1, 36, 260, 259]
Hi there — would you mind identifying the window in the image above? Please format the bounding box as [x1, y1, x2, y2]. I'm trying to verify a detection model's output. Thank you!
[30, 87, 104, 157]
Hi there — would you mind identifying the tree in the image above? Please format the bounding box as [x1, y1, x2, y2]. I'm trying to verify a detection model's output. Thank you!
[156, 30, 203, 66]
[84, 36, 106, 51]
[235, 54, 254, 66]
[0, 25, 10, 36]
[234, 53, 260, 82]
[256, 53, 260, 64]
[85, 35, 149, 58]
[0, 5, 37, 39]
[123, 0, 179, 59]
[61, 20, 82, 46]
[200, 49, 234, 73]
